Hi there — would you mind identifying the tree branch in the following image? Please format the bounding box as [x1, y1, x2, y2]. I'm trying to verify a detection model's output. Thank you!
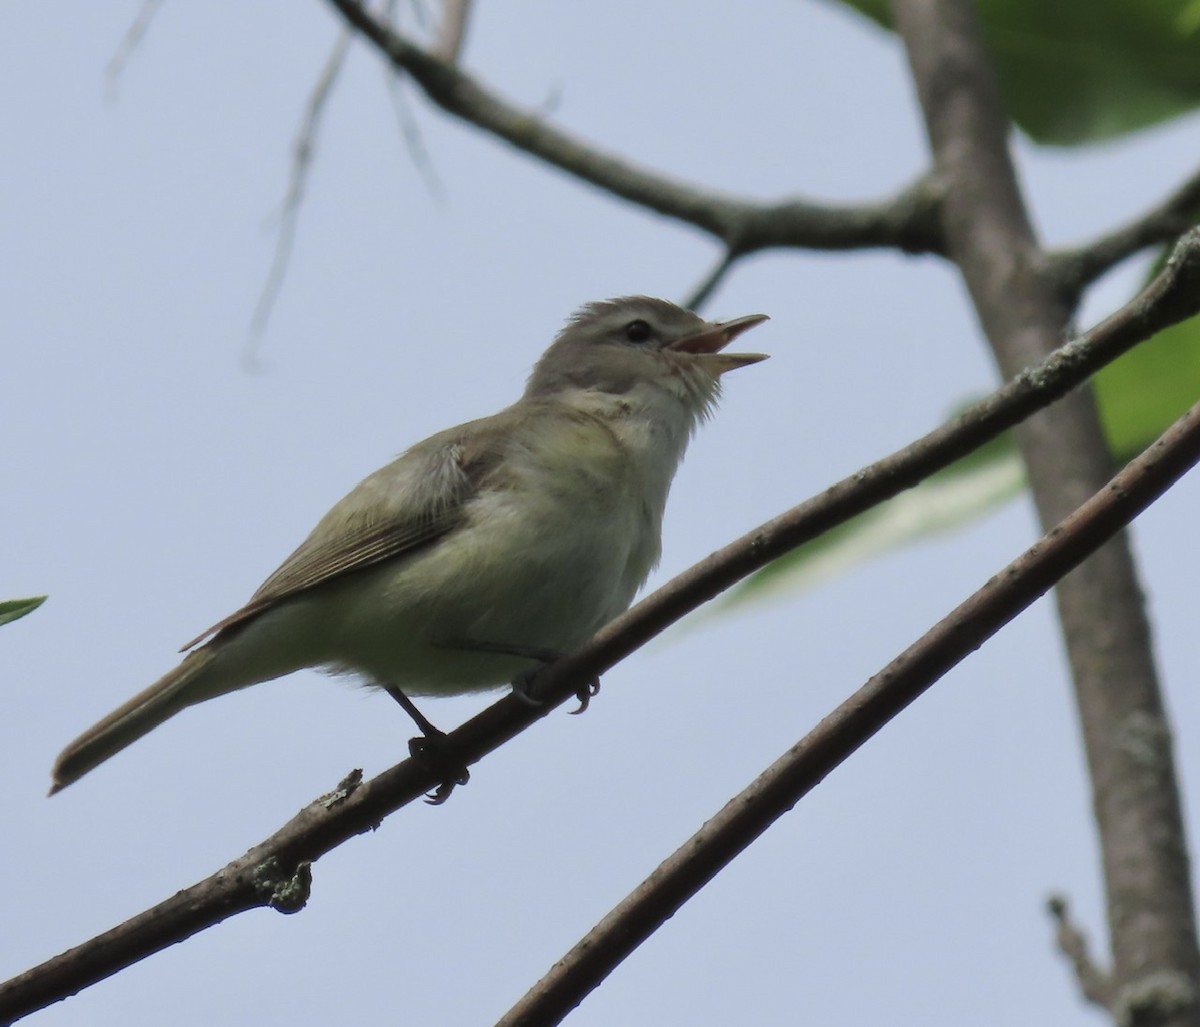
[1049, 164, 1200, 300]
[325, 0, 945, 257]
[500, 380, 1200, 1027]
[891, 2, 1200, 1023]
[431, 0, 471, 63]
[3, 227, 1199, 1025]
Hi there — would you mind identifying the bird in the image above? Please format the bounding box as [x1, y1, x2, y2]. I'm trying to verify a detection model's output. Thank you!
[50, 296, 768, 794]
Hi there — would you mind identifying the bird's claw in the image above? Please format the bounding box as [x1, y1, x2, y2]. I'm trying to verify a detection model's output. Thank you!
[512, 667, 601, 714]
[408, 732, 470, 805]
[569, 678, 601, 714]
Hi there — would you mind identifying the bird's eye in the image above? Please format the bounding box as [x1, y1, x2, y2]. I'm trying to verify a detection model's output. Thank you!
[623, 319, 653, 344]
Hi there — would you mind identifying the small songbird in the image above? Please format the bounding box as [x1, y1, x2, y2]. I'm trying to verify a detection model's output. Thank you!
[51, 296, 768, 793]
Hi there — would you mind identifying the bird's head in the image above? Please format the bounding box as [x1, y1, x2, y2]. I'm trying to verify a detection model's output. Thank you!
[525, 296, 768, 417]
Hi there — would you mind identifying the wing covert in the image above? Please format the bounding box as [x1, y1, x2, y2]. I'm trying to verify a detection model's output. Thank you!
[180, 419, 505, 650]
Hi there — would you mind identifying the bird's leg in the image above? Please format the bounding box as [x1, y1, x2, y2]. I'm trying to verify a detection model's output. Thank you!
[383, 684, 469, 806]
[436, 637, 601, 714]
[384, 684, 444, 738]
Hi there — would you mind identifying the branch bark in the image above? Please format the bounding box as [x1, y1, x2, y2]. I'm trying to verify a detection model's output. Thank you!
[4, 227, 1200, 1025]
[891, 1, 1200, 1024]
[1050, 165, 1200, 300]
[325, 0, 945, 259]
[327, 0, 1196, 306]
[431, 0, 471, 63]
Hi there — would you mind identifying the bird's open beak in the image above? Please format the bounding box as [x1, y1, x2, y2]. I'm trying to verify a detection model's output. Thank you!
[667, 313, 770, 375]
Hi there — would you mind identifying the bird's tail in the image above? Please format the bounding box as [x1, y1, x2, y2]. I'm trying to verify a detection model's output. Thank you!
[50, 648, 218, 794]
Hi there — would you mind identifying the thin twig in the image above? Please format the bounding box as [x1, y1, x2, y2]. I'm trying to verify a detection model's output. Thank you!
[378, 0, 445, 197]
[4, 230, 1200, 1024]
[104, 0, 164, 102]
[1049, 165, 1200, 300]
[1047, 894, 1114, 1011]
[432, 0, 471, 62]
[245, 30, 352, 363]
[382, 67, 446, 199]
[326, 0, 946, 257]
[682, 250, 737, 311]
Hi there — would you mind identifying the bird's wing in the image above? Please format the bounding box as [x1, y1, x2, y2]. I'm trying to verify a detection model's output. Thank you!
[180, 414, 508, 651]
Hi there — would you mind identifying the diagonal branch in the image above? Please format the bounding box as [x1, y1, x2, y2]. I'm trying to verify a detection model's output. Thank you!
[104, 0, 164, 101]
[1049, 164, 1200, 300]
[3, 229, 1200, 1024]
[681, 249, 737, 312]
[431, 0, 471, 62]
[325, 0, 945, 257]
[499, 374, 1200, 1027]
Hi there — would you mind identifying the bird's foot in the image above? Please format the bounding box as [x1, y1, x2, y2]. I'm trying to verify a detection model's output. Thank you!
[434, 636, 603, 713]
[408, 729, 470, 806]
[384, 684, 469, 805]
[508, 655, 601, 714]
[568, 677, 601, 715]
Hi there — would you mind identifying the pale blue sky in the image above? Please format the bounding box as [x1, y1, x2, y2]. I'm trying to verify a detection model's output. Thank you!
[3, 3, 1200, 1025]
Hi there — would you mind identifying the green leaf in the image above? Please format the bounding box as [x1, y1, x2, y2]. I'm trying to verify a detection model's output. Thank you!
[719, 438, 1025, 611]
[832, 0, 1200, 144]
[0, 595, 46, 627]
[1095, 310, 1200, 457]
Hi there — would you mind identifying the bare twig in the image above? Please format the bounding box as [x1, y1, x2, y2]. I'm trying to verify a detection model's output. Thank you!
[1050, 165, 1200, 300]
[681, 250, 736, 311]
[381, 65, 445, 199]
[500, 380, 1200, 1027]
[103, 0, 164, 101]
[373, 0, 446, 198]
[104, 0, 164, 101]
[1048, 894, 1115, 1011]
[432, 0, 471, 62]
[246, 30, 352, 361]
[326, 0, 945, 257]
[3, 228, 1199, 1026]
